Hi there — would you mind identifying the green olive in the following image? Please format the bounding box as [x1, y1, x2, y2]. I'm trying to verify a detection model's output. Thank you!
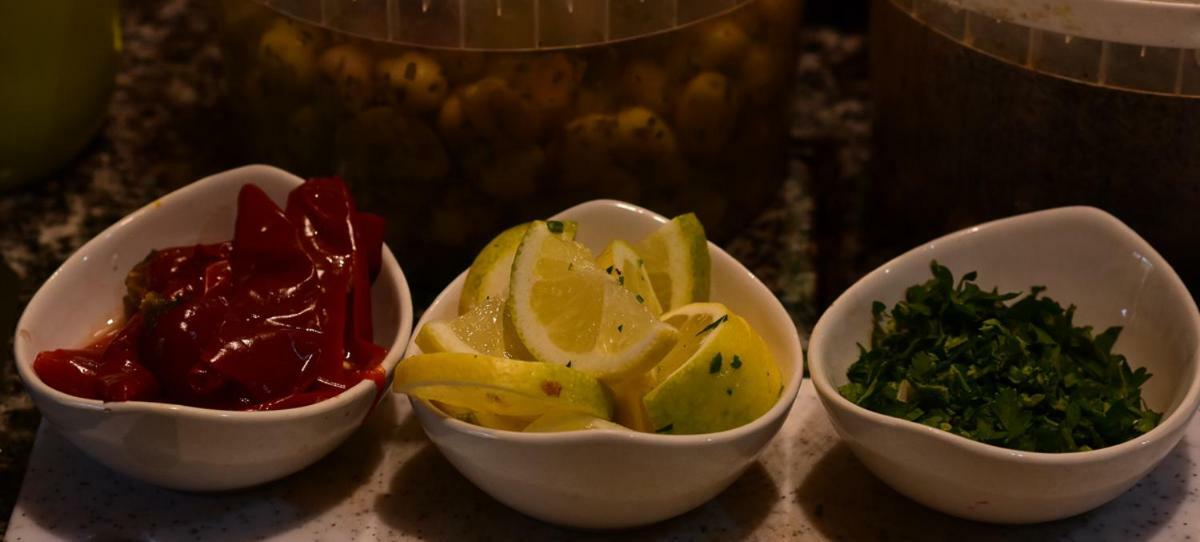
[478, 146, 545, 200]
[486, 54, 534, 87]
[318, 44, 374, 112]
[437, 50, 487, 84]
[729, 4, 765, 38]
[460, 77, 541, 147]
[431, 207, 472, 247]
[335, 107, 448, 183]
[258, 19, 318, 91]
[756, 0, 801, 45]
[740, 43, 782, 105]
[437, 91, 474, 146]
[376, 51, 448, 113]
[559, 113, 619, 187]
[620, 60, 668, 113]
[675, 71, 741, 154]
[689, 20, 750, 70]
[575, 87, 615, 115]
[613, 107, 677, 161]
[527, 53, 582, 124]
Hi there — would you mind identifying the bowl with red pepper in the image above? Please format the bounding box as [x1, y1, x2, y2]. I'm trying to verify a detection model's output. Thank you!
[13, 165, 413, 491]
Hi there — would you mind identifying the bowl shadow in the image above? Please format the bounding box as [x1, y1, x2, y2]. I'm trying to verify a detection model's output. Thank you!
[794, 440, 1194, 541]
[14, 397, 395, 541]
[374, 445, 782, 540]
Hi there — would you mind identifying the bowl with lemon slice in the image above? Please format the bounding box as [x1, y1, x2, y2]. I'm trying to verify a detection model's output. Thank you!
[394, 200, 804, 529]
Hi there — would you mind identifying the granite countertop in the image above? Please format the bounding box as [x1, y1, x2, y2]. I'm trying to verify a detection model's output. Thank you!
[0, 0, 871, 535]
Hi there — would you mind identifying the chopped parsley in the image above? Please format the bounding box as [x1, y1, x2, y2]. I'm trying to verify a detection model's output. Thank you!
[839, 261, 1161, 453]
[731, 355, 743, 369]
[636, 294, 645, 304]
[546, 221, 565, 234]
[617, 324, 624, 333]
[709, 353, 723, 374]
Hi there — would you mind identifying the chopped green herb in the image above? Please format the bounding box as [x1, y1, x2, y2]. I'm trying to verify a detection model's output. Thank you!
[546, 221, 565, 234]
[618, 275, 625, 286]
[838, 260, 1161, 453]
[605, 265, 614, 274]
[617, 324, 624, 333]
[696, 315, 729, 336]
[566, 361, 573, 368]
[709, 353, 723, 374]
[636, 294, 645, 304]
[731, 355, 743, 370]
[655, 423, 674, 433]
[726, 388, 733, 396]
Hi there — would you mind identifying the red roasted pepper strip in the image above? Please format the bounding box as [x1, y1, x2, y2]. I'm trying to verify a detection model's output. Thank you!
[33, 178, 388, 411]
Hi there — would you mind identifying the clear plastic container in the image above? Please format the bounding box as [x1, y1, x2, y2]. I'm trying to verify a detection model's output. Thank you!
[867, 0, 1200, 292]
[215, 0, 802, 294]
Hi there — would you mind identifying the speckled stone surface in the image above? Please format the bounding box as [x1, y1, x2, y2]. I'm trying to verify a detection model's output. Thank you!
[7, 385, 1199, 541]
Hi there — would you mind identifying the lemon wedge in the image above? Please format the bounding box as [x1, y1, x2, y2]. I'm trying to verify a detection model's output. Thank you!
[642, 303, 782, 435]
[523, 410, 629, 433]
[635, 213, 711, 312]
[415, 296, 533, 359]
[596, 240, 664, 317]
[507, 221, 678, 380]
[459, 220, 578, 315]
[434, 401, 537, 431]
[395, 352, 613, 419]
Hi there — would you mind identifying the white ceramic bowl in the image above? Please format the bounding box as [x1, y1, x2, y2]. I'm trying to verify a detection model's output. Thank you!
[402, 199, 805, 529]
[13, 165, 413, 491]
[809, 206, 1200, 523]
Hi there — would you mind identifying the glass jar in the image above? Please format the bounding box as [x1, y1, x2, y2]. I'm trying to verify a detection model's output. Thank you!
[215, 0, 802, 296]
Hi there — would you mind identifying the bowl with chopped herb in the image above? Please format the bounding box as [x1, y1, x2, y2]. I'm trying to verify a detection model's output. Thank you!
[809, 206, 1200, 523]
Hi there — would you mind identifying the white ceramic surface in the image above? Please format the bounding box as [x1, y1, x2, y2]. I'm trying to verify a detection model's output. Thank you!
[402, 199, 806, 529]
[12, 164, 414, 491]
[808, 206, 1200, 524]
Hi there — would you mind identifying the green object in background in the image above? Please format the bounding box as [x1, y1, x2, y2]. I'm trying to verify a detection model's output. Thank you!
[0, 0, 120, 189]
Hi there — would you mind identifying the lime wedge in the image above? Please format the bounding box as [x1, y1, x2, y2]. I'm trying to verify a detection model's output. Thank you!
[635, 213, 711, 312]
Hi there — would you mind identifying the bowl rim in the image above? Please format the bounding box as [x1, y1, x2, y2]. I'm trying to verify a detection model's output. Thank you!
[12, 164, 415, 422]
[405, 198, 806, 446]
[809, 205, 1200, 463]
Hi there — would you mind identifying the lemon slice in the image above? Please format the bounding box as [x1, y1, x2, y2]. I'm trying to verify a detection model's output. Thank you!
[415, 296, 533, 359]
[635, 213, 711, 312]
[460, 220, 578, 315]
[507, 221, 678, 380]
[434, 401, 537, 431]
[596, 240, 664, 317]
[642, 303, 782, 435]
[394, 352, 613, 419]
[606, 371, 657, 432]
[523, 410, 629, 433]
